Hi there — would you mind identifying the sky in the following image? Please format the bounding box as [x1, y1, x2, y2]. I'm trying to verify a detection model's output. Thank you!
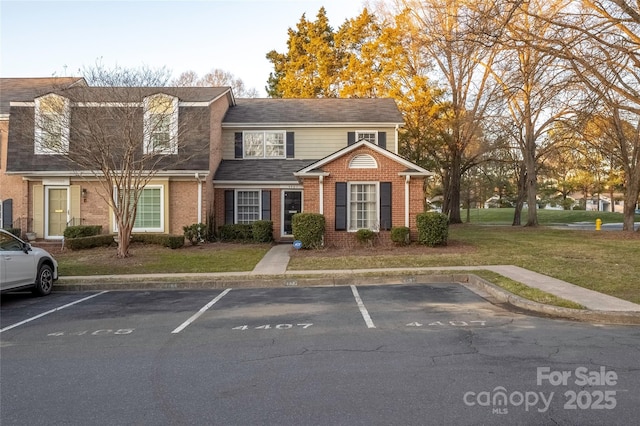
[0, 0, 367, 95]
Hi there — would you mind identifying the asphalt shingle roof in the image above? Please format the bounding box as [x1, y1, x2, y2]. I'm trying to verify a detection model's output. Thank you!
[0, 77, 86, 115]
[214, 159, 314, 182]
[223, 98, 403, 124]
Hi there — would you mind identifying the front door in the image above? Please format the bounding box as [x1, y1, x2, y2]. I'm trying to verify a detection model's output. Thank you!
[47, 188, 68, 238]
[282, 191, 302, 236]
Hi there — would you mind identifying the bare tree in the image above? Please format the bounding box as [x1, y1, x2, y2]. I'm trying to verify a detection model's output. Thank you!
[82, 59, 173, 87]
[491, 0, 577, 226]
[397, 0, 508, 223]
[529, 0, 640, 230]
[31, 82, 211, 257]
[172, 68, 260, 97]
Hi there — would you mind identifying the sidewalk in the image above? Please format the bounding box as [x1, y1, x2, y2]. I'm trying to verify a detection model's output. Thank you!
[57, 244, 640, 324]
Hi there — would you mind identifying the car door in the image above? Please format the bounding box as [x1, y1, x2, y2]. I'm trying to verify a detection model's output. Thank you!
[0, 232, 36, 290]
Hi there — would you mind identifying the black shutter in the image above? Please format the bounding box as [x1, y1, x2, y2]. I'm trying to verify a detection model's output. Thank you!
[378, 132, 387, 149]
[286, 132, 295, 158]
[234, 133, 243, 158]
[224, 190, 234, 224]
[2, 199, 13, 228]
[380, 182, 392, 230]
[347, 132, 356, 145]
[261, 190, 271, 220]
[335, 182, 347, 231]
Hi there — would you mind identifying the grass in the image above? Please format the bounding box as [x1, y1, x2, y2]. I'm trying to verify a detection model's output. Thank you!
[55, 243, 271, 276]
[52, 210, 640, 306]
[463, 207, 638, 225]
[288, 225, 640, 304]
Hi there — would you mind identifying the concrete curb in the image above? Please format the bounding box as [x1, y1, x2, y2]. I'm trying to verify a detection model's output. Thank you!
[54, 271, 640, 325]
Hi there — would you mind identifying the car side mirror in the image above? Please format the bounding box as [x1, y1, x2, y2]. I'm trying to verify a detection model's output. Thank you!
[22, 242, 32, 253]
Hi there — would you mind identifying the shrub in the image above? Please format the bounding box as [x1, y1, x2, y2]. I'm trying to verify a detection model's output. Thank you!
[183, 223, 208, 245]
[4, 228, 21, 237]
[131, 233, 185, 249]
[218, 224, 253, 242]
[292, 213, 325, 249]
[355, 228, 375, 246]
[391, 226, 410, 246]
[416, 212, 449, 247]
[65, 234, 115, 250]
[64, 225, 102, 239]
[252, 220, 273, 243]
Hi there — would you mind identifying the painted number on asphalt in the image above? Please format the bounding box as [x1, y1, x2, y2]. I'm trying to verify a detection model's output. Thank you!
[233, 323, 313, 330]
[48, 329, 135, 337]
[406, 321, 486, 327]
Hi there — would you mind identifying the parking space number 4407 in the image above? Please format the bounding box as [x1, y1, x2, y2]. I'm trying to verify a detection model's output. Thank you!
[233, 323, 313, 331]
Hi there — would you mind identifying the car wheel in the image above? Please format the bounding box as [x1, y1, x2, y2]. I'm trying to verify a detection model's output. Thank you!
[33, 264, 54, 296]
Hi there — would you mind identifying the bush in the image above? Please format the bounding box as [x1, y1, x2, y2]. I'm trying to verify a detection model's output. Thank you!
[416, 212, 449, 247]
[292, 213, 325, 249]
[252, 220, 273, 243]
[355, 228, 375, 246]
[63, 225, 102, 239]
[572, 205, 585, 210]
[4, 228, 21, 237]
[65, 234, 115, 250]
[131, 233, 185, 249]
[218, 224, 253, 242]
[183, 223, 208, 245]
[391, 226, 410, 246]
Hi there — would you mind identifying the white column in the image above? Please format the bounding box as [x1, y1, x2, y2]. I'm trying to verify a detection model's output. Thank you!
[405, 175, 410, 227]
[319, 176, 324, 215]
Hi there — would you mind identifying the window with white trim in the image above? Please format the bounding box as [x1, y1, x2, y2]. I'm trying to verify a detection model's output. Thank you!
[236, 190, 261, 224]
[244, 131, 285, 158]
[356, 131, 377, 144]
[348, 182, 378, 231]
[113, 186, 164, 233]
[35, 94, 70, 154]
[143, 94, 178, 154]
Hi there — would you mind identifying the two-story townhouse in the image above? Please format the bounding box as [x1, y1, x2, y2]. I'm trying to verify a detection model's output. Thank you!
[2, 79, 433, 247]
[2, 79, 233, 240]
[215, 98, 433, 246]
[1, 78, 88, 233]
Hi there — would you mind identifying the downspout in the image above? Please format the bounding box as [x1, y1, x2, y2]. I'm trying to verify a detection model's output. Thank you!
[405, 175, 410, 227]
[319, 175, 324, 215]
[195, 172, 202, 224]
[395, 124, 399, 153]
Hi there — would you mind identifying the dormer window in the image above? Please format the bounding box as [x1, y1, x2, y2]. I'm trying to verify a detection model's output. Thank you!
[34, 94, 70, 154]
[143, 94, 178, 154]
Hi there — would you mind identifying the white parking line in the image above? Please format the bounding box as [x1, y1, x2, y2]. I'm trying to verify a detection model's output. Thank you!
[351, 285, 376, 328]
[0, 291, 109, 333]
[171, 288, 232, 334]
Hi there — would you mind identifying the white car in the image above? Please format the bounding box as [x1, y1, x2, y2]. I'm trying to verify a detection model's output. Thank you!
[0, 229, 58, 296]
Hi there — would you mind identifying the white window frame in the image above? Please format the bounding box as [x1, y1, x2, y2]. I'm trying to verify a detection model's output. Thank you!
[34, 94, 70, 155]
[355, 130, 378, 145]
[112, 185, 164, 233]
[235, 189, 262, 224]
[243, 131, 286, 159]
[347, 182, 379, 232]
[143, 94, 178, 155]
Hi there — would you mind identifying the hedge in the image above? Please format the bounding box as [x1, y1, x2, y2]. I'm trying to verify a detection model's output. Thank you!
[416, 212, 449, 247]
[63, 225, 102, 239]
[292, 213, 325, 249]
[65, 234, 115, 250]
[390, 226, 410, 246]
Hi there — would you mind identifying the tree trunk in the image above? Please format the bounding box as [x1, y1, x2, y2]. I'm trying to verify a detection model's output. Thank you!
[443, 153, 463, 224]
[116, 222, 133, 258]
[524, 151, 538, 227]
[513, 166, 527, 226]
[623, 170, 640, 232]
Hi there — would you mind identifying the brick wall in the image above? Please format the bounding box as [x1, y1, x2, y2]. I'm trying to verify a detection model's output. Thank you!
[300, 145, 427, 247]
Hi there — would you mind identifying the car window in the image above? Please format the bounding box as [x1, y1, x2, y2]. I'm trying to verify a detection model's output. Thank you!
[0, 232, 25, 251]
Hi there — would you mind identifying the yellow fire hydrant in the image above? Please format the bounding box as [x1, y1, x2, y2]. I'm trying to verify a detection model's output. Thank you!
[596, 218, 602, 231]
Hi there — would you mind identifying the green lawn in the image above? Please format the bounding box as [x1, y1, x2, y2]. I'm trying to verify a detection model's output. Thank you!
[463, 207, 637, 225]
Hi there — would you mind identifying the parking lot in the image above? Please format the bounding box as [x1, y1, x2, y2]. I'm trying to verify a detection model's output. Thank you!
[2, 283, 639, 425]
[0, 283, 513, 339]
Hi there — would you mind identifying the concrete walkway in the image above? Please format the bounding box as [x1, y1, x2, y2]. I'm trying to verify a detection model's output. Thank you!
[250, 244, 291, 275]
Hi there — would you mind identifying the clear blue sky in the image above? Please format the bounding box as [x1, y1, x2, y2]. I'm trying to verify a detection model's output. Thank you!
[1, 0, 366, 95]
